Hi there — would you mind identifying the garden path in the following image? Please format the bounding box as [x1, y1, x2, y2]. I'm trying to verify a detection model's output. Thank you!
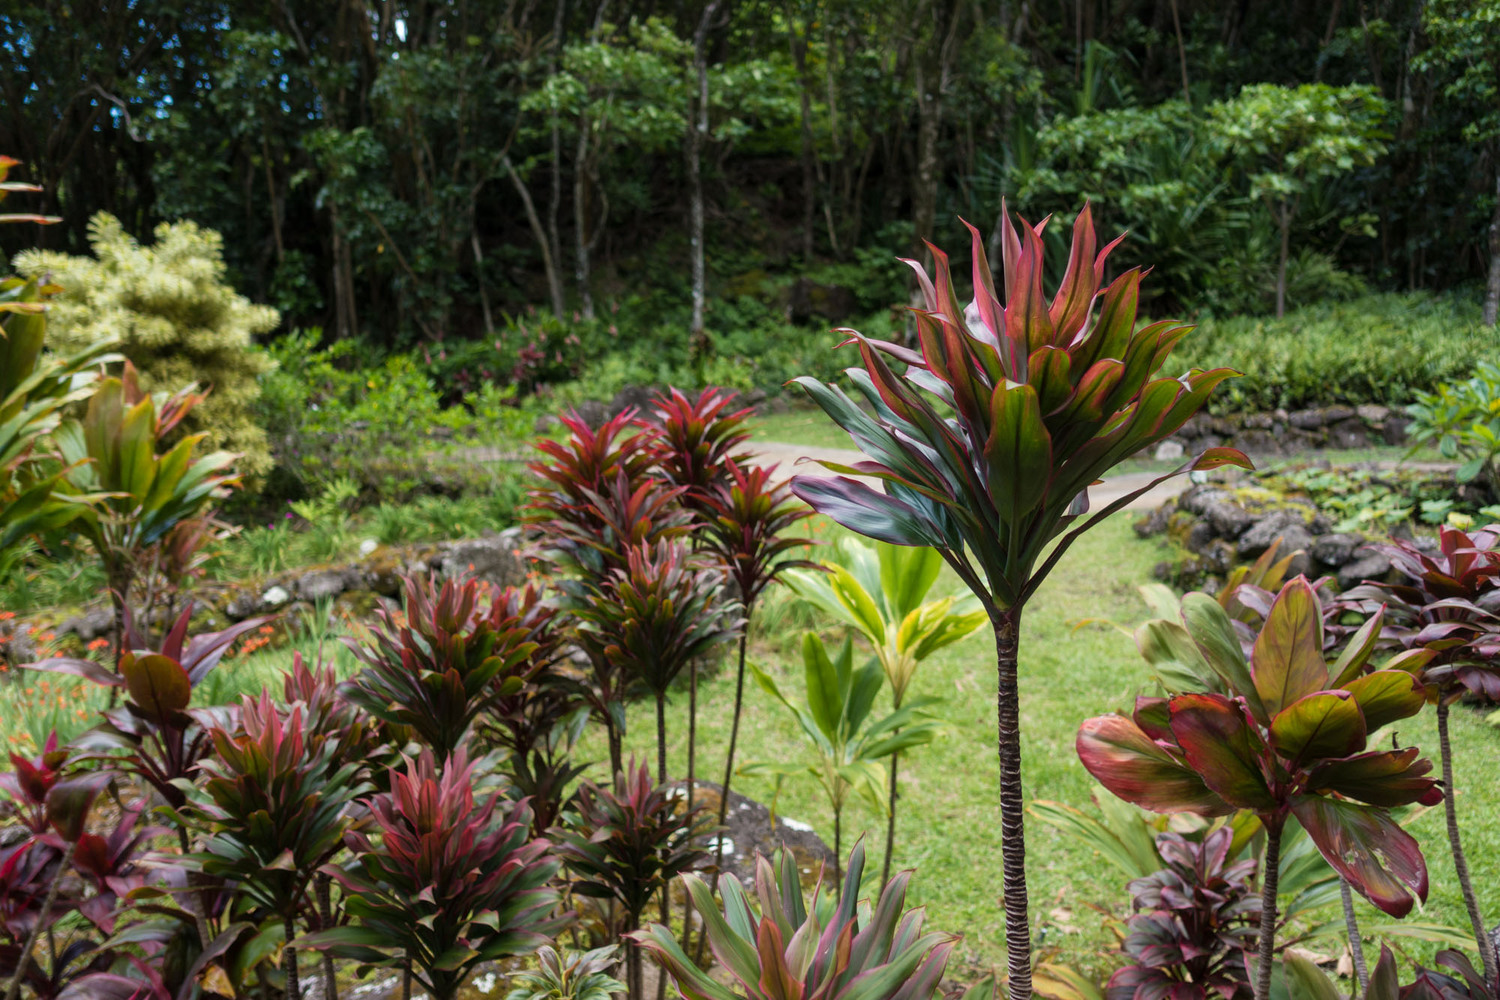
[751, 441, 1179, 511]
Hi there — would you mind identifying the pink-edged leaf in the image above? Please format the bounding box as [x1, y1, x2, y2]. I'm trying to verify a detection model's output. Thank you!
[789, 475, 939, 548]
[1076, 714, 1231, 816]
[1291, 795, 1428, 917]
[1268, 690, 1366, 766]
[982, 383, 1051, 526]
[1330, 605, 1386, 686]
[1252, 578, 1328, 719]
[1132, 696, 1173, 742]
[1303, 747, 1443, 808]
[1168, 693, 1276, 811]
[1012, 217, 1056, 353]
[1048, 203, 1098, 342]
[45, 772, 111, 842]
[25, 656, 124, 687]
[1341, 670, 1425, 732]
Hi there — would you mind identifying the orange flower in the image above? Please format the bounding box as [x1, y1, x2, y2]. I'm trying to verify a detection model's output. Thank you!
[0, 611, 13, 621]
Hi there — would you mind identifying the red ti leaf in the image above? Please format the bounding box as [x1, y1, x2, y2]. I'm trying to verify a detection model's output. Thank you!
[1251, 578, 1327, 719]
[1168, 694, 1276, 811]
[1076, 714, 1231, 817]
[1290, 795, 1428, 917]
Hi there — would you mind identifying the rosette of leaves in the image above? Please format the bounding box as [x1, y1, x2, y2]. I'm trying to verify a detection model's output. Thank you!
[29, 605, 269, 817]
[1077, 577, 1441, 1000]
[643, 386, 754, 502]
[553, 760, 711, 1000]
[505, 945, 626, 1000]
[785, 538, 984, 882]
[342, 574, 543, 761]
[182, 691, 370, 999]
[572, 539, 740, 787]
[1106, 829, 1259, 1000]
[788, 205, 1248, 1000]
[302, 749, 564, 1000]
[1340, 525, 1500, 985]
[54, 361, 238, 638]
[631, 841, 991, 1000]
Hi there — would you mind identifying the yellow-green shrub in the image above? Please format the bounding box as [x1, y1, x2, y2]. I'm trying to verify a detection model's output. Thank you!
[13, 213, 278, 480]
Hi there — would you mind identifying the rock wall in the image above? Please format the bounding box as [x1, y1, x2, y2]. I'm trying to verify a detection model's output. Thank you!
[1152, 405, 1407, 461]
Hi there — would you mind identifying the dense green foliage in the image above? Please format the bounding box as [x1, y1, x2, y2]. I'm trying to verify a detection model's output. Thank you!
[15, 215, 278, 480]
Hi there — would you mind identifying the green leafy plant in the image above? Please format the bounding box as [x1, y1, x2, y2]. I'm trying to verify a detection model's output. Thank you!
[342, 574, 543, 760]
[786, 539, 985, 883]
[302, 748, 564, 1000]
[506, 945, 626, 1000]
[745, 632, 940, 889]
[54, 362, 238, 646]
[553, 760, 711, 1000]
[182, 690, 370, 999]
[1339, 525, 1500, 986]
[789, 205, 1247, 998]
[631, 841, 991, 1000]
[1077, 577, 1441, 1000]
[1407, 361, 1500, 502]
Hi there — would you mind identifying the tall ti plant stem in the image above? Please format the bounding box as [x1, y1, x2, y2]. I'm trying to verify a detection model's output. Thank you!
[4, 841, 75, 1000]
[654, 691, 669, 1000]
[1339, 878, 1368, 997]
[1436, 698, 1499, 989]
[882, 745, 901, 887]
[283, 914, 300, 999]
[994, 610, 1033, 1000]
[700, 628, 752, 965]
[1255, 821, 1283, 1000]
[680, 657, 699, 951]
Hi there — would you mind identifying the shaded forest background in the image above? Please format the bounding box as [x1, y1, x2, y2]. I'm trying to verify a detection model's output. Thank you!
[2, 0, 1498, 352]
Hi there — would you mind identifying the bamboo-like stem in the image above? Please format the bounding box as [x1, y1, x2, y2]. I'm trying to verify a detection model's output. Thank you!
[4, 841, 74, 1000]
[283, 914, 300, 999]
[1437, 699, 1499, 988]
[1255, 822, 1283, 1000]
[1340, 878, 1368, 997]
[833, 808, 843, 898]
[994, 613, 1033, 1000]
[882, 746, 901, 887]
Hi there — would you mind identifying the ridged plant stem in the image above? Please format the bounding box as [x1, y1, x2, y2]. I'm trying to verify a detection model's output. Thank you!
[1436, 699, 1499, 989]
[994, 612, 1033, 1000]
[1255, 822, 1283, 1000]
[1340, 877, 1368, 997]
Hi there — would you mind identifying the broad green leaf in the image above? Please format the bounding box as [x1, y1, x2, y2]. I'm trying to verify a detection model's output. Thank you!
[123, 653, 193, 725]
[1269, 691, 1365, 765]
[1341, 671, 1425, 732]
[982, 382, 1051, 526]
[1251, 579, 1327, 720]
[1169, 693, 1276, 810]
[1180, 593, 1262, 715]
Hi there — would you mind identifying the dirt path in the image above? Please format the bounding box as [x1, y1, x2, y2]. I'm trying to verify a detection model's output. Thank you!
[751, 440, 1181, 512]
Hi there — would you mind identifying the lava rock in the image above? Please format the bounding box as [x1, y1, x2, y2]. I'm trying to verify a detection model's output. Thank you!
[60, 605, 114, 641]
[1288, 409, 1325, 430]
[1237, 510, 1315, 559]
[608, 384, 657, 418]
[1154, 439, 1186, 462]
[1311, 533, 1364, 568]
[434, 531, 524, 588]
[1328, 418, 1371, 450]
[1338, 552, 1391, 590]
[1356, 404, 1390, 425]
[294, 569, 352, 602]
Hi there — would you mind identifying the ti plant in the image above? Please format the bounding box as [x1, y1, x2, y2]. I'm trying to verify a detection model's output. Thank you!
[29, 605, 268, 820]
[786, 539, 985, 883]
[505, 944, 626, 1000]
[1340, 524, 1500, 986]
[553, 760, 711, 1000]
[631, 841, 992, 1000]
[55, 361, 238, 646]
[789, 205, 1247, 998]
[303, 749, 564, 1000]
[643, 386, 754, 505]
[573, 539, 739, 789]
[525, 408, 691, 773]
[1106, 829, 1259, 1000]
[182, 691, 370, 1000]
[342, 574, 544, 761]
[1077, 577, 1441, 1000]
[745, 632, 941, 892]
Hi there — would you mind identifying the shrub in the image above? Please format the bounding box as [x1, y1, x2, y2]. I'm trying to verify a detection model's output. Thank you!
[1406, 360, 1500, 500]
[14, 213, 278, 481]
[1172, 291, 1492, 414]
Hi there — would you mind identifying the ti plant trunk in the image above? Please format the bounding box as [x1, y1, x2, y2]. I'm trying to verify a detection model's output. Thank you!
[681, 658, 699, 951]
[994, 611, 1033, 1000]
[654, 690, 670, 1000]
[715, 631, 751, 864]
[882, 746, 901, 887]
[283, 915, 300, 1000]
[1255, 822, 1283, 1000]
[1340, 878, 1369, 997]
[1436, 699, 1499, 988]
[833, 808, 843, 897]
[317, 873, 339, 1000]
[4, 841, 74, 1000]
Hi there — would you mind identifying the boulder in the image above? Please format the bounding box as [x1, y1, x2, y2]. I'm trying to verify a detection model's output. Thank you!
[1338, 552, 1392, 590]
[60, 606, 113, 642]
[1383, 415, 1410, 446]
[294, 569, 352, 602]
[608, 384, 658, 418]
[1237, 510, 1315, 559]
[434, 531, 525, 588]
[1154, 439, 1186, 462]
[1311, 533, 1364, 568]
[1328, 418, 1371, 450]
[1288, 409, 1326, 430]
[684, 781, 833, 885]
[1356, 404, 1390, 425]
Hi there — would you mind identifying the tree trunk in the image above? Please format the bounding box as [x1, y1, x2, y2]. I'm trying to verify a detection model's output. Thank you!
[1340, 877, 1369, 997]
[283, 915, 300, 1000]
[574, 113, 596, 320]
[994, 611, 1032, 1000]
[790, 20, 817, 261]
[470, 230, 494, 336]
[882, 745, 901, 887]
[1437, 699, 1499, 987]
[1485, 160, 1500, 326]
[1169, 0, 1190, 103]
[505, 154, 566, 318]
[687, 1, 719, 364]
[1254, 821, 1283, 1000]
[547, 0, 568, 317]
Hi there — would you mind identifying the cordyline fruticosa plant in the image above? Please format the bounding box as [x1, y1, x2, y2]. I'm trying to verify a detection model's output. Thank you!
[1339, 525, 1500, 988]
[632, 841, 995, 1000]
[182, 691, 370, 1000]
[29, 605, 268, 824]
[1078, 577, 1441, 1000]
[342, 574, 544, 761]
[553, 760, 712, 1000]
[525, 410, 692, 773]
[789, 204, 1249, 998]
[1106, 828, 1258, 1000]
[302, 749, 565, 1000]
